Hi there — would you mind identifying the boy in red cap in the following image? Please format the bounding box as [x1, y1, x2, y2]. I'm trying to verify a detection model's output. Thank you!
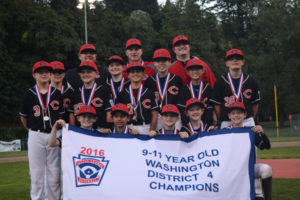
[123, 38, 156, 83]
[226, 102, 272, 200]
[48, 105, 98, 147]
[69, 61, 112, 130]
[178, 57, 214, 127]
[19, 61, 64, 200]
[168, 35, 216, 86]
[149, 104, 182, 136]
[116, 62, 159, 134]
[144, 48, 183, 130]
[105, 55, 129, 105]
[179, 98, 216, 138]
[110, 103, 138, 135]
[50, 61, 74, 122]
[211, 49, 260, 129]
[65, 43, 110, 89]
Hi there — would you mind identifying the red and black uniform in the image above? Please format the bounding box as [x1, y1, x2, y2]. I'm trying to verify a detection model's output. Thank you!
[180, 121, 207, 136]
[122, 61, 156, 84]
[69, 83, 112, 128]
[105, 78, 130, 106]
[115, 85, 159, 125]
[19, 86, 64, 132]
[144, 73, 183, 109]
[59, 82, 74, 123]
[168, 58, 216, 87]
[211, 73, 260, 122]
[178, 81, 213, 125]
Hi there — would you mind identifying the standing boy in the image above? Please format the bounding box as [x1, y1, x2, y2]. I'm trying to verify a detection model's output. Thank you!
[168, 35, 216, 86]
[123, 38, 156, 83]
[211, 49, 260, 129]
[105, 55, 129, 105]
[19, 61, 64, 200]
[50, 61, 73, 122]
[69, 61, 112, 130]
[144, 49, 183, 130]
[178, 58, 214, 126]
[116, 62, 159, 134]
[226, 101, 272, 200]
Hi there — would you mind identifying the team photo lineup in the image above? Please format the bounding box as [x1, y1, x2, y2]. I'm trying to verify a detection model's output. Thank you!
[19, 35, 273, 200]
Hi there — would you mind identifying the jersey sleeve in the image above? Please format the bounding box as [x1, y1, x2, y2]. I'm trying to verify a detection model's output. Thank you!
[149, 89, 159, 111]
[210, 78, 224, 105]
[250, 78, 260, 104]
[143, 77, 151, 89]
[103, 86, 113, 111]
[67, 89, 75, 113]
[19, 90, 30, 117]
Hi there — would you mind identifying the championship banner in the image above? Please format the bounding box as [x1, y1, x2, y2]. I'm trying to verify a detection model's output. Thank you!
[0, 139, 21, 152]
[62, 125, 256, 200]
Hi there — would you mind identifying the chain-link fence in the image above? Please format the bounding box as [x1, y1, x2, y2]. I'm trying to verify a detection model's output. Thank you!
[290, 114, 300, 133]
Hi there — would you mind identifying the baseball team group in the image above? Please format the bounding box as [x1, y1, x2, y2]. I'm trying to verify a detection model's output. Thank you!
[19, 35, 273, 200]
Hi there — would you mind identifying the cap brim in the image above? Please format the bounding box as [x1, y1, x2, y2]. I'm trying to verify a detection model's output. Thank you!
[186, 102, 204, 110]
[127, 66, 144, 72]
[111, 110, 129, 116]
[161, 111, 179, 116]
[76, 112, 97, 116]
[33, 66, 53, 73]
[186, 65, 204, 70]
[126, 44, 142, 49]
[228, 107, 246, 112]
[173, 40, 190, 47]
[107, 59, 124, 65]
[78, 66, 97, 72]
[225, 54, 244, 61]
[80, 49, 96, 54]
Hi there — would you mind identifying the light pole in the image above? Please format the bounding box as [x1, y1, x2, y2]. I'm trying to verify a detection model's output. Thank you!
[77, 0, 96, 44]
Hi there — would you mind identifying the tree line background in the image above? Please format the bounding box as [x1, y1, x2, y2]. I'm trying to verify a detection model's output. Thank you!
[0, 0, 299, 126]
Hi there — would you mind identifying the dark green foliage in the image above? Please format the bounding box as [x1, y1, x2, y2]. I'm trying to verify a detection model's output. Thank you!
[0, 0, 299, 125]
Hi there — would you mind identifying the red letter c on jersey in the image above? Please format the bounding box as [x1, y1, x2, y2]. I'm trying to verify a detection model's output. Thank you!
[142, 99, 151, 109]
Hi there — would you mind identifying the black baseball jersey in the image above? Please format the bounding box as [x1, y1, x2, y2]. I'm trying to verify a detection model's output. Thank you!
[105, 78, 131, 105]
[180, 121, 207, 136]
[144, 73, 183, 109]
[115, 85, 159, 125]
[211, 73, 260, 121]
[60, 82, 74, 123]
[65, 64, 110, 90]
[177, 81, 213, 125]
[68, 83, 112, 128]
[19, 86, 64, 132]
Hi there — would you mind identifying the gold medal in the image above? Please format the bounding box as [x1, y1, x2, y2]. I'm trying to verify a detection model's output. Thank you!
[44, 116, 50, 121]
[132, 114, 137, 121]
[160, 103, 162, 109]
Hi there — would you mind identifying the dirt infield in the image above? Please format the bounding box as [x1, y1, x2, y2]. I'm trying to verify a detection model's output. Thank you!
[257, 159, 300, 178]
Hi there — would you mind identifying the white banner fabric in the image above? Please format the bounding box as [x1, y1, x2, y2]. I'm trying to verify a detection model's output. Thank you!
[62, 125, 255, 200]
[0, 139, 21, 152]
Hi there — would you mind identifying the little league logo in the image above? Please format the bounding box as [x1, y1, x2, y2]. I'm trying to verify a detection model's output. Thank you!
[73, 154, 109, 187]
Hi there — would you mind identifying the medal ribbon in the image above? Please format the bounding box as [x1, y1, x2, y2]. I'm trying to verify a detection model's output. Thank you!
[81, 82, 97, 105]
[189, 81, 203, 100]
[110, 78, 125, 100]
[35, 84, 51, 114]
[227, 72, 244, 101]
[60, 85, 64, 95]
[113, 126, 129, 134]
[156, 73, 170, 104]
[161, 128, 178, 135]
[188, 121, 204, 134]
[129, 84, 143, 114]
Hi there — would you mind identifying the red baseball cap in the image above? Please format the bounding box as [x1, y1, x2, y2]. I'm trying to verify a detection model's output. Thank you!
[173, 35, 189, 47]
[126, 62, 144, 72]
[161, 104, 179, 115]
[228, 101, 246, 112]
[185, 98, 204, 111]
[185, 58, 205, 70]
[111, 103, 130, 116]
[225, 49, 244, 60]
[32, 61, 52, 74]
[79, 61, 98, 72]
[125, 38, 142, 49]
[77, 105, 97, 116]
[50, 61, 65, 71]
[107, 55, 124, 65]
[79, 44, 96, 54]
[153, 49, 171, 60]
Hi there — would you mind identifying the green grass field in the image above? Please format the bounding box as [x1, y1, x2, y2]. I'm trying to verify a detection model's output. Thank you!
[0, 161, 299, 200]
